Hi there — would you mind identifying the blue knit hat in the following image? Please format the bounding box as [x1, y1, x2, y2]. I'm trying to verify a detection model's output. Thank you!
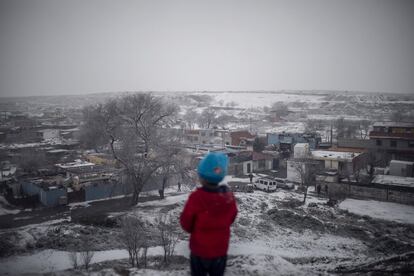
[197, 152, 228, 184]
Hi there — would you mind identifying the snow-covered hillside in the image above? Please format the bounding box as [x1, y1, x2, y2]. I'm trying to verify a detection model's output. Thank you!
[1, 186, 413, 275]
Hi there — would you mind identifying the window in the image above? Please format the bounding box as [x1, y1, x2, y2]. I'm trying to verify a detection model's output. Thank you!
[390, 140, 397, 147]
[409, 141, 414, 148]
[376, 140, 382, 146]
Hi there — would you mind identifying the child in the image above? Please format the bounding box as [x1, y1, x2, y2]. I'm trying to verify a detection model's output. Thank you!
[180, 152, 238, 276]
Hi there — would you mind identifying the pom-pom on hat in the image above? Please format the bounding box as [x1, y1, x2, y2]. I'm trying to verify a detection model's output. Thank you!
[197, 152, 228, 184]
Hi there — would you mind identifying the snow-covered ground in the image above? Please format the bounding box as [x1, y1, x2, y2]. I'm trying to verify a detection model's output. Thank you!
[339, 198, 414, 225]
[0, 196, 20, 216]
[1, 185, 414, 275]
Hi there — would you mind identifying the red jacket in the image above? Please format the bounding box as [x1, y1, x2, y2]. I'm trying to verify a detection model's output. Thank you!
[180, 185, 238, 258]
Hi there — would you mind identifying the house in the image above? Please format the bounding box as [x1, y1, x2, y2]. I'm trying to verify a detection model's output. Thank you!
[21, 177, 67, 207]
[36, 129, 60, 141]
[184, 129, 200, 144]
[82, 175, 128, 201]
[267, 132, 321, 152]
[55, 159, 97, 177]
[60, 127, 80, 140]
[286, 159, 323, 183]
[311, 149, 368, 178]
[0, 161, 16, 181]
[369, 121, 414, 162]
[184, 129, 231, 146]
[252, 152, 274, 172]
[228, 153, 253, 176]
[389, 160, 414, 177]
[293, 143, 310, 158]
[230, 130, 256, 147]
[84, 152, 116, 166]
[228, 151, 276, 176]
[287, 143, 367, 183]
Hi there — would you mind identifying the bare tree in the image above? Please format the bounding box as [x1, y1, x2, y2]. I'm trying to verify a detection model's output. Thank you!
[271, 102, 289, 117]
[156, 214, 179, 264]
[17, 149, 47, 174]
[80, 239, 94, 270]
[183, 109, 199, 130]
[79, 104, 108, 151]
[335, 117, 359, 139]
[119, 216, 149, 268]
[82, 93, 179, 205]
[199, 108, 217, 129]
[253, 137, 265, 152]
[291, 158, 319, 204]
[358, 120, 371, 139]
[305, 119, 324, 133]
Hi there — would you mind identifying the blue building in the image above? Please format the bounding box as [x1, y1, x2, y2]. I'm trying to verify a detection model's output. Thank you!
[22, 179, 67, 207]
[39, 187, 67, 207]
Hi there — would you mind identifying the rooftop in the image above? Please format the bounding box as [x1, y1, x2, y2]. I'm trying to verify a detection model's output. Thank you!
[55, 159, 95, 169]
[390, 160, 414, 165]
[372, 175, 414, 189]
[373, 122, 414, 128]
[311, 150, 361, 161]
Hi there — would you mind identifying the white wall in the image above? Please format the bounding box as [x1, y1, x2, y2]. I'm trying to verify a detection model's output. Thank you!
[287, 160, 302, 183]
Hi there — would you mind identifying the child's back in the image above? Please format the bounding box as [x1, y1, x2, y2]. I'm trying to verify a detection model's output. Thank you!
[180, 152, 238, 276]
[180, 185, 237, 258]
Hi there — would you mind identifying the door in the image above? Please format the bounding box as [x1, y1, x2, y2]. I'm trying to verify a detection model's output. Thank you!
[246, 163, 251, 174]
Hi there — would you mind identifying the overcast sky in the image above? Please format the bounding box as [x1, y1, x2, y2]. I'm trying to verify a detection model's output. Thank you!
[0, 0, 413, 97]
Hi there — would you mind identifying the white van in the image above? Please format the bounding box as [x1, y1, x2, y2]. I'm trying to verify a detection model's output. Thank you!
[254, 177, 279, 192]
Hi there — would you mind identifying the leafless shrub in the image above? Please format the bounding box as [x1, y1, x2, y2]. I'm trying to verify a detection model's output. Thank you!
[156, 214, 179, 264]
[80, 250, 94, 270]
[119, 216, 149, 268]
[68, 251, 78, 269]
[80, 239, 94, 270]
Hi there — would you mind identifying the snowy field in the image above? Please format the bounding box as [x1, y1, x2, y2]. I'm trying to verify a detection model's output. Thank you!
[339, 198, 414, 225]
[198, 92, 325, 108]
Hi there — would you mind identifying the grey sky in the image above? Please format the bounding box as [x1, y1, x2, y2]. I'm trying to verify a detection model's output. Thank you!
[0, 0, 413, 96]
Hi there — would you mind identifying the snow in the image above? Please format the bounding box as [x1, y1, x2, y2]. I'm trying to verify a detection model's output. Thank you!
[262, 122, 306, 134]
[55, 159, 95, 169]
[0, 249, 128, 275]
[3, 179, 414, 275]
[0, 196, 20, 216]
[307, 114, 368, 121]
[339, 198, 414, 224]
[372, 175, 414, 188]
[311, 150, 360, 160]
[139, 193, 189, 207]
[0, 233, 360, 276]
[222, 175, 251, 184]
[203, 92, 325, 108]
[0, 242, 189, 275]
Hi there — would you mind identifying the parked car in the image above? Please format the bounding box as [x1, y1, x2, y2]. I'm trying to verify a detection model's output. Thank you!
[277, 181, 294, 190]
[254, 177, 278, 192]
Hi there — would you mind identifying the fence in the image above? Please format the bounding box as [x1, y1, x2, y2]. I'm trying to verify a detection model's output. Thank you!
[326, 181, 414, 205]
